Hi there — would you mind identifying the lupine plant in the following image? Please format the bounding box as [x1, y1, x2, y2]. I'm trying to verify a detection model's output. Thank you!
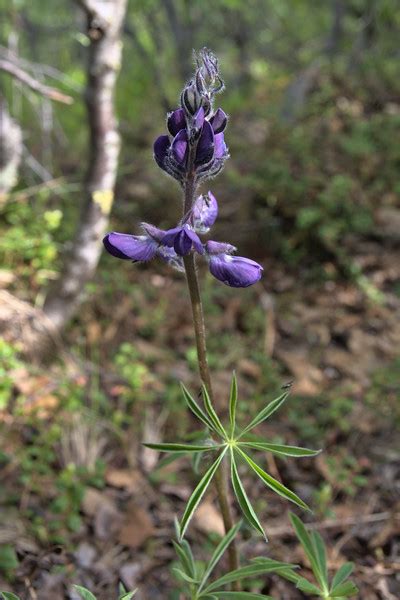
[1, 49, 358, 599]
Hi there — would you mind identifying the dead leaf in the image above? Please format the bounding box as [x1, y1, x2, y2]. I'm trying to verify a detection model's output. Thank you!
[105, 468, 143, 490]
[118, 503, 154, 549]
[193, 500, 224, 536]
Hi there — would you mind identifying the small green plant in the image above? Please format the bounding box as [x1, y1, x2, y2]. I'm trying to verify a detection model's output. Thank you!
[172, 521, 297, 599]
[272, 513, 358, 598]
[0, 586, 137, 600]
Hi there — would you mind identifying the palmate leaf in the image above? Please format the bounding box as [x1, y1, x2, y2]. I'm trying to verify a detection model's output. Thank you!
[198, 521, 242, 592]
[179, 448, 227, 539]
[229, 372, 238, 437]
[311, 530, 328, 590]
[202, 385, 227, 438]
[239, 441, 320, 458]
[181, 383, 216, 431]
[230, 451, 266, 539]
[143, 442, 220, 453]
[203, 560, 294, 594]
[173, 540, 197, 579]
[237, 449, 309, 511]
[238, 392, 289, 438]
[330, 562, 354, 591]
[295, 577, 322, 595]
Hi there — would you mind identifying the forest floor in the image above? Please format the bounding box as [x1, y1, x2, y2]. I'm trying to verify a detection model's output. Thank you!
[0, 211, 399, 599]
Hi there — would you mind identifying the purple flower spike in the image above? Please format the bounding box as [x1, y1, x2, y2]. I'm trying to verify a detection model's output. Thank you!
[192, 191, 218, 233]
[162, 224, 204, 256]
[167, 108, 186, 136]
[103, 232, 158, 262]
[205, 240, 263, 287]
[210, 108, 227, 134]
[195, 120, 214, 166]
[172, 129, 189, 166]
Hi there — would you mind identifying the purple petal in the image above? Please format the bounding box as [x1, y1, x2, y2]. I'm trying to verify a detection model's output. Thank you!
[161, 226, 184, 247]
[141, 222, 166, 242]
[210, 108, 227, 134]
[174, 229, 193, 255]
[154, 135, 170, 169]
[167, 108, 186, 136]
[185, 226, 204, 254]
[208, 254, 263, 288]
[195, 120, 214, 166]
[172, 129, 189, 166]
[194, 106, 205, 129]
[214, 132, 227, 159]
[103, 232, 157, 262]
[192, 191, 218, 233]
[205, 240, 236, 255]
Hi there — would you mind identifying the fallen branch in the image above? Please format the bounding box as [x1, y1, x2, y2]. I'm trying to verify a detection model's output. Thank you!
[0, 58, 73, 104]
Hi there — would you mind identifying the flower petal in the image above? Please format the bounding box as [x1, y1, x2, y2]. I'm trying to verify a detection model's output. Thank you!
[172, 129, 189, 166]
[161, 226, 184, 248]
[185, 227, 204, 254]
[174, 229, 193, 256]
[153, 135, 170, 169]
[195, 120, 214, 166]
[103, 233, 157, 262]
[193, 106, 205, 129]
[167, 108, 186, 136]
[209, 254, 263, 287]
[141, 222, 166, 242]
[214, 132, 227, 159]
[205, 240, 236, 255]
[210, 108, 227, 133]
[192, 191, 218, 233]
[156, 246, 184, 272]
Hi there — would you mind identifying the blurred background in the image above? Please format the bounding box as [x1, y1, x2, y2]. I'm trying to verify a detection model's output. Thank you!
[0, 0, 399, 598]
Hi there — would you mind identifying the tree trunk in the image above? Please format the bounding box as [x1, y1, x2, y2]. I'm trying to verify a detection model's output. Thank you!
[42, 0, 127, 338]
[0, 98, 22, 200]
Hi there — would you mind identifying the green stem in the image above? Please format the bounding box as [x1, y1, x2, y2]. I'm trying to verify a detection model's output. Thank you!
[182, 164, 240, 586]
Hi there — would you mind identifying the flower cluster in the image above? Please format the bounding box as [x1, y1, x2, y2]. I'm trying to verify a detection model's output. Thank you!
[103, 192, 263, 287]
[103, 49, 263, 288]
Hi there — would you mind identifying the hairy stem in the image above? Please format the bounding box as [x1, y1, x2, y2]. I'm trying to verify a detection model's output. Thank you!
[183, 167, 240, 584]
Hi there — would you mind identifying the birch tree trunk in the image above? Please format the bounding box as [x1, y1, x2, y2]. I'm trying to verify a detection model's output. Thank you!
[42, 0, 127, 333]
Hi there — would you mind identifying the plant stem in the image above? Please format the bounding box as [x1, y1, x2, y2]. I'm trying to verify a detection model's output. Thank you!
[182, 166, 240, 584]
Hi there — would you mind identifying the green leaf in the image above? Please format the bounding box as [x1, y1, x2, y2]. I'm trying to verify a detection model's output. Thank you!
[239, 442, 320, 458]
[73, 586, 97, 600]
[237, 449, 309, 511]
[330, 562, 354, 591]
[181, 383, 215, 431]
[202, 385, 226, 437]
[199, 521, 242, 592]
[143, 442, 219, 453]
[330, 581, 359, 597]
[179, 448, 227, 540]
[230, 451, 266, 539]
[295, 577, 323, 595]
[311, 531, 328, 589]
[204, 561, 293, 593]
[238, 392, 289, 437]
[289, 513, 325, 590]
[0, 593, 21, 600]
[173, 540, 196, 579]
[119, 591, 137, 600]
[172, 567, 199, 585]
[229, 372, 238, 437]
[211, 593, 273, 599]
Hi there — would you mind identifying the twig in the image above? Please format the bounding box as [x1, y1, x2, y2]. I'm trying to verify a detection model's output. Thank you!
[0, 58, 73, 104]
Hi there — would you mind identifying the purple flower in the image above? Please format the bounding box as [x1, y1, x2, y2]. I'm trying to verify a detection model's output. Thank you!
[162, 224, 204, 256]
[103, 224, 184, 271]
[153, 49, 229, 184]
[205, 241, 263, 288]
[191, 191, 218, 233]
